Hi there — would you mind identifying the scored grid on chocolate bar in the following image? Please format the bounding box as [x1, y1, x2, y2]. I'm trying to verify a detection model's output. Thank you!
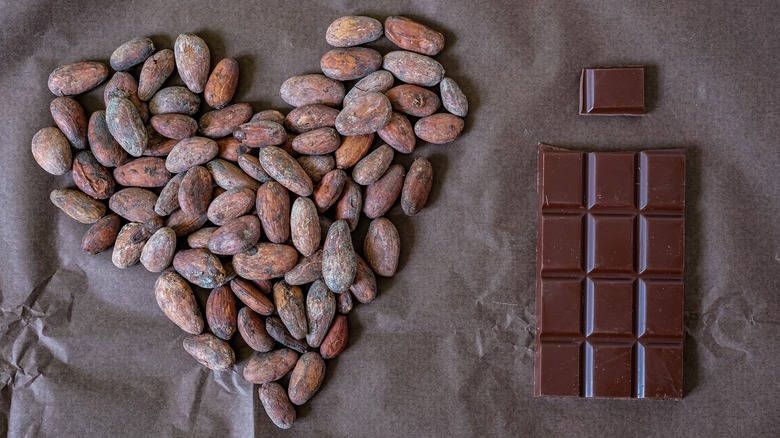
[535, 145, 685, 399]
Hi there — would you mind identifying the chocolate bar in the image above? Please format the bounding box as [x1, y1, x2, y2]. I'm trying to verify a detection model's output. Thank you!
[579, 66, 645, 115]
[535, 144, 684, 399]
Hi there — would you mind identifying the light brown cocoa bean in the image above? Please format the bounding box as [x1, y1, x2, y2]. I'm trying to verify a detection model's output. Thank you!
[326, 15, 383, 47]
[237, 154, 273, 182]
[231, 277, 275, 316]
[256, 182, 290, 243]
[321, 47, 382, 81]
[343, 70, 395, 107]
[377, 111, 415, 154]
[82, 213, 121, 255]
[266, 316, 309, 353]
[292, 127, 340, 155]
[439, 77, 468, 117]
[109, 187, 159, 223]
[288, 352, 326, 405]
[111, 36, 154, 71]
[305, 280, 335, 348]
[297, 155, 335, 184]
[244, 348, 299, 384]
[174, 33, 210, 94]
[32, 127, 72, 175]
[208, 215, 261, 255]
[183, 333, 234, 371]
[140, 226, 176, 272]
[106, 97, 147, 157]
[206, 285, 237, 340]
[284, 250, 323, 285]
[334, 134, 373, 170]
[50, 96, 87, 149]
[322, 220, 357, 293]
[334, 179, 362, 231]
[88, 111, 128, 167]
[290, 197, 320, 257]
[208, 187, 255, 225]
[150, 114, 197, 139]
[178, 166, 212, 215]
[258, 146, 313, 196]
[386, 84, 441, 117]
[350, 254, 377, 303]
[155, 270, 204, 334]
[285, 104, 339, 133]
[233, 121, 286, 147]
[313, 169, 347, 213]
[364, 164, 405, 218]
[251, 109, 286, 124]
[383, 50, 445, 86]
[138, 49, 175, 101]
[165, 137, 218, 173]
[187, 226, 217, 249]
[166, 208, 208, 237]
[199, 103, 253, 138]
[217, 136, 251, 162]
[320, 314, 348, 359]
[384, 16, 445, 56]
[238, 307, 275, 352]
[149, 86, 200, 116]
[112, 222, 152, 268]
[48, 61, 108, 96]
[414, 113, 465, 144]
[173, 248, 226, 288]
[335, 92, 392, 136]
[204, 57, 239, 109]
[402, 157, 433, 215]
[259, 383, 296, 429]
[207, 159, 261, 191]
[72, 151, 115, 199]
[113, 156, 172, 188]
[280, 74, 345, 107]
[365, 217, 401, 276]
[273, 281, 308, 340]
[336, 287, 353, 314]
[233, 243, 298, 280]
[155, 172, 184, 216]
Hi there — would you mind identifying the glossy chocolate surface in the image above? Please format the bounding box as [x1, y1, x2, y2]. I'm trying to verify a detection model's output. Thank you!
[579, 67, 645, 116]
[535, 144, 684, 399]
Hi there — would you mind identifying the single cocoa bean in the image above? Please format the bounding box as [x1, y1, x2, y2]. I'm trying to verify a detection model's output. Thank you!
[173, 248, 227, 288]
[363, 164, 405, 218]
[256, 181, 291, 243]
[273, 281, 308, 340]
[288, 352, 326, 405]
[204, 57, 239, 109]
[231, 277, 275, 316]
[320, 314, 348, 359]
[112, 222, 152, 269]
[217, 137, 251, 162]
[142, 137, 178, 157]
[259, 382, 296, 430]
[383, 50, 445, 86]
[88, 111, 128, 167]
[50, 96, 87, 149]
[48, 61, 108, 96]
[334, 133, 373, 169]
[154, 270, 204, 334]
[111, 36, 155, 71]
[106, 97, 147, 157]
[402, 157, 433, 215]
[244, 348, 299, 384]
[104, 72, 149, 123]
[350, 254, 377, 303]
[140, 227, 177, 272]
[384, 16, 445, 56]
[284, 250, 323, 285]
[313, 169, 347, 213]
[183, 333, 235, 371]
[320, 47, 382, 81]
[386, 84, 441, 117]
[165, 137, 218, 173]
[174, 33, 210, 94]
[109, 187, 159, 222]
[290, 197, 320, 257]
[266, 316, 309, 353]
[336, 287, 353, 314]
[155, 172, 184, 216]
[149, 86, 201, 116]
[207, 187, 255, 225]
[232, 243, 298, 280]
[113, 156, 172, 187]
[238, 307, 275, 352]
[138, 49, 175, 101]
[280, 74, 345, 107]
[206, 284, 237, 340]
[166, 208, 208, 237]
[439, 77, 469, 117]
[258, 146, 313, 196]
[238, 154, 273, 182]
[335, 91, 392, 136]
[207, 159, 261, 191]
[150, 114, 198, 139]
[365, 217, 401, 276]
[178, 166, 212, 215]
[187, 226, 217, 249]
[377, 111, 415, 153]
[326, 16, 383, 47]
[285, 104, 339, 133]
[334, 179, 362, 231]
[233, 121, 286, 147]
[199, 103, 253, 138]
[32, 127, 72, 175]
[414, 113, 464, 144]
[305, 279, 335, 348]
[322, 220, 357, 293]
[72, 151, 115, 199]
[343, 70, 395, 107]
[251, 109, 286, 125]
[297, 155, 335, 184]
[208, 215, 261, 255]
[82, 213, 121, 254]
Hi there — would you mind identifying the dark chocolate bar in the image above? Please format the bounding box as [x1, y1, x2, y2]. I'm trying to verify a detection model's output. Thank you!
[535, 144, 684, 399]
[579, 67, 645, 115]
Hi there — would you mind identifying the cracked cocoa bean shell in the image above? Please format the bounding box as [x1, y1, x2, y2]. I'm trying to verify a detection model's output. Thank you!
[343, 70, 394, 107]
[138, 49, 175, 101]
[183, 333, 234, 371]
[244, 348, 299, 384]
[50, 188, 105, 224]
[173, 248, 227, 288]
[174, 33, 210, 94]
[206, 284, 237, 340]
[238, 307, 275, 352]
[320, 314, 348, 359]
[204, 57, 239, 109]
[325, 15, 383, 47]
[288, 352, 326, 405]
[155, 270, 204, 334]
[113, 156, 172, 188]
[72, 151, 115, 200]
[82, 213, 122, 255]
[140, 226, 176, 272]
[232, 243, 298, 281]
[305, 279, 335, 348]
[32, 127, 72, 175]
[231, 277, 275, 316]
[290, 197, 320, 257]
[364, 217, 401, 277]
[199, 103, 253, 138]
[256, 181, 291, 243]
[259, 382, 296, 430]
[384, 16, 445, 56]
[48, 61, 108, 96]
[322, 220, 357, 293]
[363, 164, 405, 218]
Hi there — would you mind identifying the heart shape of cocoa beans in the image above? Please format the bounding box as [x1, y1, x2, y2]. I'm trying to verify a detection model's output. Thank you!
[33, 14, 468, 430]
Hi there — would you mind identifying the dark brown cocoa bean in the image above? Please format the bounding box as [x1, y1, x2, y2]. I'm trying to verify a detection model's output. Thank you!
[238, 307, 275, 352]
[256, 182, 290, 243]
[233, 121, 286, 147]
[72, 151, 115, 199]
[217, 136, 251, 162]
[155, 270, 204, 334]
[50, 96, 87, 150]
[237, 154, 273, 182]
[402, 157, 433, 215]
[187, 226, 217, 249]
[208, 215, 261, 255]
[291, 127, 340, 156]
[365, 217, 401, 277]
[313, 169, 347, 213]
[106, 97, 147, 157]
[231, 277, 275, 316]
[155, 172, 184, 216]
[244, 348, 299, 384]
[204, 57, 239, 109]
[285, 104, 339, 133]
[150, 114, 198, 139]
[288, 352, 326, 405]
[259, 382, 296, 430]
[334, 133, 373, 169]
[82, 213, 121, 254]
[138, 49, 175, 101]
[206, 285, 237, 340]
[350, 254, 377, 303]
[258, 146, 314, 196]
[334, 179, 362, 231]
[384, 16, 445, 56]
[386, 84, 441, 117]
[273, 281, 308, 340]
[112, 222, 152, 268]
[297, 155, 335, 184]
[266, 316, 309, 353]
[88, 111, 128, 167]
[207, 187, 255, 225]
[166, 208, 208, 237]
[439, 77, 469, 117]
[336, 288, 353, 314]
[320, 47, 382, 81]
[363, 164, 405, 218]
[178, 166, 212, 215]
[165, 137, 218, 173]
[284, 250, 323, 285]
[320, 314, 348, 359]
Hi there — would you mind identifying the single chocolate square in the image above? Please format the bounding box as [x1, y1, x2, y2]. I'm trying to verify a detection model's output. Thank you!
[535, 144, 685, 399]
[579, 67, 645, 116]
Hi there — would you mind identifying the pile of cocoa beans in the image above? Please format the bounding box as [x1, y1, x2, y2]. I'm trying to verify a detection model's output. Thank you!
[31, 15, 467, 429]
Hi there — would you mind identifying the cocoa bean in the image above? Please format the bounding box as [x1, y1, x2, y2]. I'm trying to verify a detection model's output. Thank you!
[335, 91, 392, 136]
[322, 220, 357, 293]
[114, 156, 172, 187]
[48, 61, 108, 96]
[320, 47, 382, 81]
[244, 348, 299, 384]
[207, 159, 261, 191]
[280, 74, 345, 107]
[138, 49, 175, 101]
[149, 86, 200, 116]
[377, 111, 415, 154]
[288, 352, 326, 405]
[104, 72, 149, 123]
[142, 136, 178, 157]
[183, 333, 235, 371]
[326, 16, 383, 47]
[384, 16, 445, 56]
[290, 197, 320, 257]
[72, 151, 115, 199]
[320, 314, 348, 359]
[112, 222, 152, 269]
[284, 104, 339, 133]
[237, 154, 273, 182]
[334, 133, 373, 169]
[32, 127, 72, 175]
[334, 179, 362, 231]
[50, 96, 87, 149]
[386, 84, 441, 117]
[150, 114, 198, 139]
[154, 271, 204, 334]
[273, 281, 308, 340]
[109, 187, 159, 223]
[363, 164, 405, 218]
[111, 37, 155, 71]
[204, 57, 239, 109]
[217, 137, 251, 162]
[88, 111, 128, 167]
[106, 97, 147, 157]
[238, 307, 275, 352]
[82, 213, 122, 255]
[297, 155, 335, 184]
[155, 172, 184, 216]
[402, 157, 433, 215]
[305, 279, 335, 348]
[166, 208, 208, 237]
[208, 215, 261, 255]
[258, 146, 313, 196]
[165, 137, 218, 173]
[336, 288, 353, 314]
[383, 50, 445, 86]
[207, 187, 255, 225]
[350, 254, 377, 303]
[140, 227, 176, 272]
[187, 226, 217, 249]
[292, 127, 341, 155]
[206, 284, 237, 340]
[232, 243, 298, 280]
[365, 217, 401, 276]
[199, 103, 253, 138]
[251, 109, 286, 125]
[259, 382, 296, 429]
[256, 181, 291, 243]
[231, 277, 275, 316]
[174, 33, 210, 94]
[173, 248, 227, 288]
[414, 113, 464, 144]
[313, 169, 347, 213]
[284, 250, 323, 285]
[266, 316, 309, 353]
[178, 166, 212, 215]
[233, 121, 286, 147]
[439, 77, 469, 117]
[343, 70, 395, 107]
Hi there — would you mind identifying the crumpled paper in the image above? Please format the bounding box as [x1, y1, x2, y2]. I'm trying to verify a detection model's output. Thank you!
[1, 0, 779, 436]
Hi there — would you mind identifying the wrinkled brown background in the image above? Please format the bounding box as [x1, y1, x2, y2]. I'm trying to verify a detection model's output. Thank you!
[2, 0, 779, 436]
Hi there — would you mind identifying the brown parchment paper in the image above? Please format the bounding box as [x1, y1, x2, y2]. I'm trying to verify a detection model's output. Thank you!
[1, 0, 779, 436]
